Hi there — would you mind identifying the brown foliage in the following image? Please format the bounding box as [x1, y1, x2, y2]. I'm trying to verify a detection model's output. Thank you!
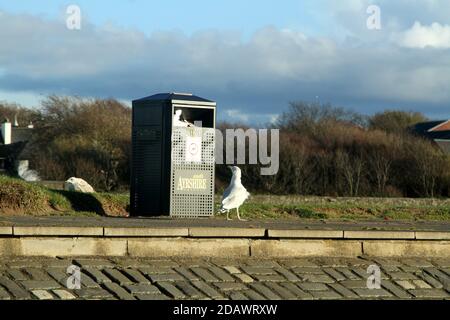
[216, 102, 450, 198]
[29, 96, 131, 190]
[4, 96, 449, 197]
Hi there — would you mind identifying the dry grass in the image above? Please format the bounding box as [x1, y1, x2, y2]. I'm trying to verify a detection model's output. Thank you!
[1, 174, 449, 221]
[215, 194, 450, 221]
[0, 175, 128, 216]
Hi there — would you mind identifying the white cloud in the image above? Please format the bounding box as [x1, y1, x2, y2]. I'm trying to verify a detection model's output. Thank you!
[0, 11, 450, 121]
[224, 109, 279, 125]
[225, 109, 249, 122]
[395, 21, 450, 48]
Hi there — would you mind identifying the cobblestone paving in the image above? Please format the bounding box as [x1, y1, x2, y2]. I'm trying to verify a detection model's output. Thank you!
[0, 256, 449, 300]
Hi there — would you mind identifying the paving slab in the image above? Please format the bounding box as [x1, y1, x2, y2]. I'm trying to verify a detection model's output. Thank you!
[396, 280, 415, 290]
[0, 256, 449, 300]
[135, 293, 170, 300]
[229, 291, 249, 300]
[412, 280, 432, 289]
[419, 273, 444, 289]
[352, 288, 393, 298]
[251, 239, 362, 257]
[415, 232, 450, 240]
[156, 281, 185, 299]
[190, 267, 220, 282]
[7, 269, 29, 281]
[213, 282, 247, 291]
[323, 268, 346, 281]
[310, 290, 342, 300]
[103, 282, 135, 300]
[0, 287, 11, 300]
[52, 289, 76, 300]
[241, 266, 276, 275]
[268, 229, 343, 238]
[233, 273, 254, 283]
[140, 266, 176, 275]
[80, 271, 102, 288]
[263, 282, 297, 299]
[278, 282, 313, 299]
[74, 258, 115, 268]
[0, 227, 13, 235]
[104, 227, 188, 237]
[173, 281, 203, 298]
[191, 280, 223, 299]
[14, 226, 103, 236]
[189, 227, 265, 238]
[173, 267, 200, 281]
[21, 280, 61, 290]
[76, 287, 113, 299]
[363, 240, 450, 258]
[31, 289, 54, 300]
[128, 238, 250, 258]
[297, 282, 329, 291]
[83, 268, 113, 284]
[299, 273, 335, 283]
[344, 231, 415, 239]
[124, 283, 160, 295]
[121, 269, 151, 284]
[148, 273, 184, 282]
[242, 289, 266, 300]
[409, 289, 449, 298]
[253, 274, 286, 282]
[18, 238, 127, 257]
[381, 281, 412, 299]
[274, 267, 301, 282]
[249, 283, 281, 300]
[328, 283, 359, 299]
[207, 266, 235, 282]
[222, 266, 241, 274]
[102, 269, 134, 285]
[0, 276, 31, 299]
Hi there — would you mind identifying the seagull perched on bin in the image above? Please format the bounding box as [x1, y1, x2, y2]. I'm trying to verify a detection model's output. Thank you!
[173, 109, 194, 127]
[219, 166, 250, 221]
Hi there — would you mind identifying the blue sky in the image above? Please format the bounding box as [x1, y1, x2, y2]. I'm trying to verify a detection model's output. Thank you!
[0, 1, 325, 37]
[1, 1, 450, 123]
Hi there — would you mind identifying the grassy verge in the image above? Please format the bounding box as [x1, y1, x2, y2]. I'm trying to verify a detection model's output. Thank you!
[1, 175, 449, 221]
[0, 175, 128, 216]
[216, 195, 450, 222]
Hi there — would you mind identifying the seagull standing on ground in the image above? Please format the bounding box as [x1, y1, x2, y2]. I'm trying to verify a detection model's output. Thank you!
[219, 166, 250, 221]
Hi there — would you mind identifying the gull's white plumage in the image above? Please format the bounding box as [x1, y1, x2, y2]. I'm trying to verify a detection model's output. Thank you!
[173, 109, 193, 127]
[220, 166, 250, 221]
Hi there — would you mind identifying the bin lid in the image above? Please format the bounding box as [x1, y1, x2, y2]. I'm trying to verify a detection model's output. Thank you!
[133, 92, 216, 106]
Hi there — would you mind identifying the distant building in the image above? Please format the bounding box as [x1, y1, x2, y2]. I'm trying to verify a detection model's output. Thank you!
[411, 120, 450, 154]
[0, 117, 34, 173]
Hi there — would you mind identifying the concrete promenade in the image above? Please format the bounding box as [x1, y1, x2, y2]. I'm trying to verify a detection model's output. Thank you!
[0, 216, 449, 258]
[0, 216, 449, 300]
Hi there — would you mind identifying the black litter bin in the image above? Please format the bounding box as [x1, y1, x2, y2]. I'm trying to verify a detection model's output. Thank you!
[130, 92, 216, 217]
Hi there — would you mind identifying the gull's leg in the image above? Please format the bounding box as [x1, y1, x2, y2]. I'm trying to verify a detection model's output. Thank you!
[226, 210, 232, 221]
[237, 207, 247, 221]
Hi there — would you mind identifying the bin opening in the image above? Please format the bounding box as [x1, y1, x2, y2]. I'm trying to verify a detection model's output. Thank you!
[173, 106, 214, 128]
